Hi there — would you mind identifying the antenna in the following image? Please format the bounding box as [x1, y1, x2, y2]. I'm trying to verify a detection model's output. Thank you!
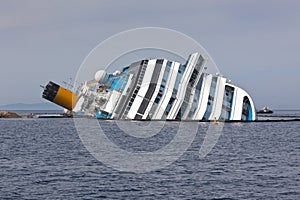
[61, 77, 74, 89]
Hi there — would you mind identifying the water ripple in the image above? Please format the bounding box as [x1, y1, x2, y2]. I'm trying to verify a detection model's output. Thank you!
[0, 118, 299, 199]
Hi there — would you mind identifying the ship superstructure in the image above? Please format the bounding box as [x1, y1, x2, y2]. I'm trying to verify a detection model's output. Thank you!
[42, 52, 256, 121]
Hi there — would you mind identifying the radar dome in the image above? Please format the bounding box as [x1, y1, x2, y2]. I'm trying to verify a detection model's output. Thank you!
[94, 70, 107, 82]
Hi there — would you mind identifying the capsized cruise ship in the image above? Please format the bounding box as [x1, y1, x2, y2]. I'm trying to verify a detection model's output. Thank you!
[42, 52, 256, 121]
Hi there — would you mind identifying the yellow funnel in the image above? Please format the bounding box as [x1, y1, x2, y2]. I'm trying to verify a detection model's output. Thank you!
[42, 81, 77, 110]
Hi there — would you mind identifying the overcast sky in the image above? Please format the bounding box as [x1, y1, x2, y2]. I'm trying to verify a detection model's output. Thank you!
[1, 0, 300, 109]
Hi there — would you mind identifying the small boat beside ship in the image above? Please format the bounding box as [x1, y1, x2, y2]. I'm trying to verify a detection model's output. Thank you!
[257, 106, 273, 114]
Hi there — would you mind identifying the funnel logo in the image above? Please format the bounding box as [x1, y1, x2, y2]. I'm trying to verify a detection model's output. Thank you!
[74, 27, 224, 173]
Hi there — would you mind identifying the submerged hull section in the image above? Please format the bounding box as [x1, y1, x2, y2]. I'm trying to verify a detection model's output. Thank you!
[42, 52, 256, 121]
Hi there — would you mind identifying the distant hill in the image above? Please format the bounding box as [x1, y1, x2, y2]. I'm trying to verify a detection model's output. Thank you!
[0, 102, 62, 110]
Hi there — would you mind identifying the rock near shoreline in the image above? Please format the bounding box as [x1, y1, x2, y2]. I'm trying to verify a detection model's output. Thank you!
[0, 111, 22, 118]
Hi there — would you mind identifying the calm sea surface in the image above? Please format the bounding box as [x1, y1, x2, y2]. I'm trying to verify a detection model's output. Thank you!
[0, 111, 299, 199]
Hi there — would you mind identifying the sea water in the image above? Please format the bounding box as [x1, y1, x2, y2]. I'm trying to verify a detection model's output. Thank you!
[0, 112, 299, 199]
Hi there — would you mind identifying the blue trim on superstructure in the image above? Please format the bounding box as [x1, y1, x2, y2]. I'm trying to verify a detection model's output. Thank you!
[95, 109, 110, 119]
[90, 85, 97, 91]
[109, 78, 119, 90]
[122, 66, 129, 73]
[247, 104, 253, 120]
[108, 75, 128, 92]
